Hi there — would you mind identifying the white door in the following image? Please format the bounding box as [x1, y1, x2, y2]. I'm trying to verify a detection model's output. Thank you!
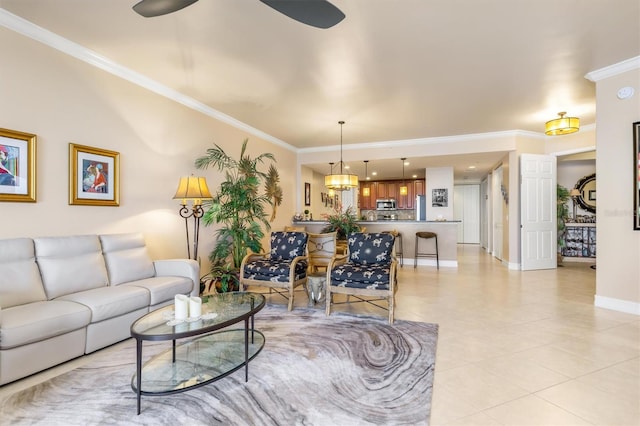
[480, 178, 489, 249]
[521, 154, 557, 270]
[492, 167, 503, 260]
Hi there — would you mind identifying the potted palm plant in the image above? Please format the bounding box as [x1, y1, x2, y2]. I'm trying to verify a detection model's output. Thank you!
[195, 139, 281, 292]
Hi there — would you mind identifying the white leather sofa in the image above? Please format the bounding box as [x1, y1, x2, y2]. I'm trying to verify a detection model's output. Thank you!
[0, 233, 199, 386]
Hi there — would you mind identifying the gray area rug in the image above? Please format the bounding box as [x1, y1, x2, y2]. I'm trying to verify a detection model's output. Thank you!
[0, 305, 438, 425]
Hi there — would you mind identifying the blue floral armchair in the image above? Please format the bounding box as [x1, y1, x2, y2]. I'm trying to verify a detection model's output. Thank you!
[325, 232, 398, 323]
[240, 231, 308, 311]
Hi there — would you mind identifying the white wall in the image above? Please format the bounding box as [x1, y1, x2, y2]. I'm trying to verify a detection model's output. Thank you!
[0, 28, 298, 271]
[591, 62, 640, 314]
[425, 167, 454, 220]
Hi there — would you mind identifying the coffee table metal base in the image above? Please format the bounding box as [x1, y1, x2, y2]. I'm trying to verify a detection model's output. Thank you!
[132, 328, 264, 413]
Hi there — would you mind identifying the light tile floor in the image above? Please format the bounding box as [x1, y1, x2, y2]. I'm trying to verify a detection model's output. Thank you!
[1, 245, 638, 425]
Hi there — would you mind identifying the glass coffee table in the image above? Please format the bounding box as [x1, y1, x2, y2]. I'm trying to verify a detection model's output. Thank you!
[130, 292, 265, 414]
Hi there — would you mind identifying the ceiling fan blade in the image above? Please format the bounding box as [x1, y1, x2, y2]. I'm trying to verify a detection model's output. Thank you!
[259, 0, 345, 29]
[132, 0, 199, 17]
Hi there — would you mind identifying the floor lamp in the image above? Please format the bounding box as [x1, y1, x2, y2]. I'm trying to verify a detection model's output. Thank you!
[173, 176, 213, 261]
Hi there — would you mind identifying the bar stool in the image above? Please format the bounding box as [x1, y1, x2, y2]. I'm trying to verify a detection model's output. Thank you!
[382, 230, 403, 267]
[414, 231, 439, 269]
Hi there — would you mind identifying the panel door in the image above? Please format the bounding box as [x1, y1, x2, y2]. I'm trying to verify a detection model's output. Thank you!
[521, 154, 557, 270]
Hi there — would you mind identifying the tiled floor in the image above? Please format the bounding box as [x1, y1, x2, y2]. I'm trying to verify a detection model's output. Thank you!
[396, 245, 639, 426]
[1, 245, 638, 425]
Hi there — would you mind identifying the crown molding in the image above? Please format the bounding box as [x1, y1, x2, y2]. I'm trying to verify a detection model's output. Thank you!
[585, 56, 640, 82]
[0, 8, 295, 152]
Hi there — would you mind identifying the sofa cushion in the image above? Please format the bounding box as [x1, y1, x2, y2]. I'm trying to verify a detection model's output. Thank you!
[0, 300, 91, 349]
[56, 285, 150, 323]
[122, 276, 193, 306]
[0, 238, 46, 309]
[99, 233, 156, 286]
[35, 235, 109, 299]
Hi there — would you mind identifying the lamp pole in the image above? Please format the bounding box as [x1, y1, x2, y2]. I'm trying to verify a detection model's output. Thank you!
[178, 202, 205, 260]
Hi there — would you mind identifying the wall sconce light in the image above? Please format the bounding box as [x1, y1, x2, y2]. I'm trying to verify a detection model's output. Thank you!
[545, 112, 580, 136]
[173, 175, 213, 261]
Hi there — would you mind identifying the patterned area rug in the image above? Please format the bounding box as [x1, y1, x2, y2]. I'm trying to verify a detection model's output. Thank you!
[0, 305, 438, 425]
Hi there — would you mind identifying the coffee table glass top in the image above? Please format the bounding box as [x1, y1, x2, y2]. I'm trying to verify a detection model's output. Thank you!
[131, 292, 265, 340]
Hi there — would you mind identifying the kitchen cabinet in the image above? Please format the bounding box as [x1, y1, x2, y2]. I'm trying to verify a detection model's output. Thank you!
[359, 182, 374, 210]
[359, 179, 426, 210]
[397, 181, 414, 209]
[375, 182, 388, 199]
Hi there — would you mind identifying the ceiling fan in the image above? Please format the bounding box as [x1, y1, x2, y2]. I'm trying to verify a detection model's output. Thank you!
[132, 0, 345, 29]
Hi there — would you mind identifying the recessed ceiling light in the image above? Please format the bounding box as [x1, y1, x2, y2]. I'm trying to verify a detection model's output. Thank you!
[468, 165, 476, 169]
[372, 171, 377, 176]
[412, 174, 417, 178]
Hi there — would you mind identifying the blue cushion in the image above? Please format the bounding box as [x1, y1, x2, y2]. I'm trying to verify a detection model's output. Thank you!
[346, 233, 395, 265]
[270, 232, 308, 261]
[330, 263, 391, 289]
[243, 259, 308, 283]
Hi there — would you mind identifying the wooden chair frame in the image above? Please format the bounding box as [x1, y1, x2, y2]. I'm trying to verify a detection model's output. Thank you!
[325, 234, 398, 324]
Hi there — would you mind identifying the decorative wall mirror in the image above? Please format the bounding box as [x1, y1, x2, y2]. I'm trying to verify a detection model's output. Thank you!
[634, 121, 640, 230]
[574, 173, 596, 214]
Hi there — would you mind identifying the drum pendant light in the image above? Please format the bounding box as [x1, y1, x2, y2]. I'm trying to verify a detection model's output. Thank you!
[324, 121, 358, 191]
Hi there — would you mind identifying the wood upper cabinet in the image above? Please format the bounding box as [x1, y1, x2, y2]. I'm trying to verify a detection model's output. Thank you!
[375, 182, 388, 199]
[359, 182, 374, 210]
[359, 179, 426, 210]
[386, 182, 398, 201]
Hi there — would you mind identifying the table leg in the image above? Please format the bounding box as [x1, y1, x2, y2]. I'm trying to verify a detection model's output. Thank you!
[172, 339, 176, 363]
[136, 338, 142, 415]
[244, 317, 249, 382]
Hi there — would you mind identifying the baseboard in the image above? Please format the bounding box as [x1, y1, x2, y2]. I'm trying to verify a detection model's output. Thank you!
[409, 258, 458, 268]
[594, 295, 640, 316]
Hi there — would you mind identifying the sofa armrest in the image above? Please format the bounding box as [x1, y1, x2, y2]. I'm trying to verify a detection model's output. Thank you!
[154, 259, 200, 297]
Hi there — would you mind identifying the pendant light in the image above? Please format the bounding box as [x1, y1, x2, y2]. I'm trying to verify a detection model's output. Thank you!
[362, 160, 370, 197]
[324, 121, 358, 191]
[399, 158, 408, 196]
[545, 112, 580, 136]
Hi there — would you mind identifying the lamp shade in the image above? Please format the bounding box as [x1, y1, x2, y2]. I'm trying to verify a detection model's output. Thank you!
[569, 188, 581, 197]
[325, 173, 359, 191]
[545, 112, 580, 136]
[173, 176, 212, 204]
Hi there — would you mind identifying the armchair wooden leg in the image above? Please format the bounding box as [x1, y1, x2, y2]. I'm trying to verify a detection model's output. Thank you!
[288, 286, 294, 311]
[325, 289, 331, 317]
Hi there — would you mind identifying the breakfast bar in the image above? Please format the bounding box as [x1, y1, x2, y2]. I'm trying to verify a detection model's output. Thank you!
[293, 220, 460, 267]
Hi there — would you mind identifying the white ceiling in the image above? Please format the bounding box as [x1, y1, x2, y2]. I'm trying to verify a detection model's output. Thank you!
[0, 0, 636, 181]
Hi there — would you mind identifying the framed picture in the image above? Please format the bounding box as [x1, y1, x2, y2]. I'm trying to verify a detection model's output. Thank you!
[0, 128, 36, 202]
[634, 121, 640, 230]
[304, 182, 311, 206]
[69, 143, 120, 206]
[432, 188, 448, 207]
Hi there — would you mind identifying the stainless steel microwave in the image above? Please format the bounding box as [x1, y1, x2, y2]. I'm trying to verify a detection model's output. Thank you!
[376, 199, 397, 211]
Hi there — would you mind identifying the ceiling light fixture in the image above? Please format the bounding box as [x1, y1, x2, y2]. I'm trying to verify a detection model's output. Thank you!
[545, 112, 580, 136]
[324, 121, 358, 191]
[362, 160, 370, 196]
[399, 158, 408, 196]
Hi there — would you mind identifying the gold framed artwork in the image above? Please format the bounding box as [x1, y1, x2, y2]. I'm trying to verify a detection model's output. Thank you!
[0, 128, 36, 202]
[69, 143, 120, 206]
[634, 121, 640, 230]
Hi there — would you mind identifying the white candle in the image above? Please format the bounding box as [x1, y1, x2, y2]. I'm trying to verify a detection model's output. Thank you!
[189, 296, 202, 319]
[174, 294, 189, 320]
